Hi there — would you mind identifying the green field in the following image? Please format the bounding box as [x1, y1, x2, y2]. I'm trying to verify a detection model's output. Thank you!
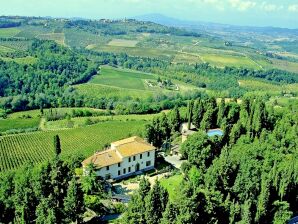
[200, 53, 260, 69]
[37, 33, 65, 45]
[0, 120, 147, 172]
[0, 28, 20, 37]
[0, 56, 38, 64]
[108, 39, 139, 47]
[45, 113, 162, 130]
[90, 67, 153, 90]
[160, 174, 183, 202]
[0, 45, 15, 53]
[239, 80, 298, 95]
[89, 45, 176, 61]
[0, 117, 40, 133]
[76, 66, 198, 100]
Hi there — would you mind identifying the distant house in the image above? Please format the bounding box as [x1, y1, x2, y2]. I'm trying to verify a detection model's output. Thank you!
[82, 136, 156, 180]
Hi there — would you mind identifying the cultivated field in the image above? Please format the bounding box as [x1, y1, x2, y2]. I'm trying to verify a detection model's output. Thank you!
[200, 53, 260, 69]
[108, 39, 139, 47]
[37, 33, 65, 45]
[0, 120, 146, 172]
[0, 56, 38, 64]
[90, 66, 153, 90]
[0, 28, 20, 37]
[75, 66, 198, 100]
[238, 80, 298, 95]
[0, 117, 40, 133]
[45, 113, 160, 130]
[0, 45, 15, 53]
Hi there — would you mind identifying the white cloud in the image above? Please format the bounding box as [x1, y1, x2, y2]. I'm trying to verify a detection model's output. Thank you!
[261, 2, 283, 12]
[288, 4, 298, 12]
[229, 0, 256, 11]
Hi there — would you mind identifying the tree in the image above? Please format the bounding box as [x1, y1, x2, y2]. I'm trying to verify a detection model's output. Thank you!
[187, 100, 194, 130]
[192, 99, 204, 129]
[168, 106, 181, 133]
[180, 131, 213, 169]
[217, 98, 225, 126]
[81, 163, 103, 195]
[64, 177, 85, 223]
[35, 195, 56, 224]
[161, 202, 179, 224]
[0, 172, 15, 223]
[53, 135, 61, 156]
[145, 180, 169, 224]
[272, 201, 293, 224]
[139, 177, 151, 199]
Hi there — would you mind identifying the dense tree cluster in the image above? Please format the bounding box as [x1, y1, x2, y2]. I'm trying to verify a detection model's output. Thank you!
[0, 40, 98, 111]
[145, 106, 181, 148]
[0, 136, 107, 223]
[64, 19, 200, 37]
[0, 20, 21, 28]
[123, 177, 169, 224]
[128, 97, 297, 223]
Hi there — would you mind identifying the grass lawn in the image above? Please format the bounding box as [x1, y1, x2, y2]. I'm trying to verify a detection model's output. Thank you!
[160, 174, 183, 202]
[0, 28, 21, 37]
[0, 120, 147, 172]
[108, 39, 139, 47]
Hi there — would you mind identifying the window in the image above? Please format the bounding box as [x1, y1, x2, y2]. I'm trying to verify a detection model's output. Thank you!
[128, 167, 131, 172]
[146, 161, 151, 167]
[123, 168, 126, 174]
[147, 152, 150, 157]
[129, 157, 131, 162]
[118, 170, 121, 176]
[105, 174, 111, 179]
[140, 154, 142, 159]
[133, 156, 136, 161]
[118, 162, 121, 167]
[106, 166, 109, 171]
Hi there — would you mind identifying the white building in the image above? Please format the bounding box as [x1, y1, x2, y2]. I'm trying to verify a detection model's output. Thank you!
[82, 136, 156, 180]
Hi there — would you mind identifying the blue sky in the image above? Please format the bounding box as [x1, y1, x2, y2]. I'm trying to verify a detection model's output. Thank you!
[1, 0, 298, 28]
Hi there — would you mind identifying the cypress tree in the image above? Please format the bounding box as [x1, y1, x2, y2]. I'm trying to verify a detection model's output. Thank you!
[53, 135, 61, 156]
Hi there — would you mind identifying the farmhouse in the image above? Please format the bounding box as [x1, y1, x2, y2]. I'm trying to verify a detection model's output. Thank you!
[82, 136, 155, 180]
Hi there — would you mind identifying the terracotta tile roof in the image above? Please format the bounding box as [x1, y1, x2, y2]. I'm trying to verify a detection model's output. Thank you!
[82, 136, 155, 168]
[111, 136, 143, 146]
[82, 148, 122, 168]
[117, 141, 155, 157]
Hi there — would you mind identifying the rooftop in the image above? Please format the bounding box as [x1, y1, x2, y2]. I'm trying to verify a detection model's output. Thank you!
[82, 136, 155, 168]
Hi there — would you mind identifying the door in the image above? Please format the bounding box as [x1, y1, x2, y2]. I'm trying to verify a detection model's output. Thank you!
[135, 163, 140, 172]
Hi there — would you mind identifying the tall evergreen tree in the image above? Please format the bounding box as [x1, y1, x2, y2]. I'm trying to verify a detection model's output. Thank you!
[217, 98, 225, 126]
[168, 106, 181, 133]
[53, 135, 61, 156]
[64, 177, 85, 223]
[145, 180, 169, 224]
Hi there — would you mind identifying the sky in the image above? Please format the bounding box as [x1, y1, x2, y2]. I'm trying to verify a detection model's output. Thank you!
[1, 0, 298, 28]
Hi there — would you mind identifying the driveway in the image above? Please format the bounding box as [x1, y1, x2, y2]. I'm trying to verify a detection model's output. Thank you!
[164, 154, 185, 169]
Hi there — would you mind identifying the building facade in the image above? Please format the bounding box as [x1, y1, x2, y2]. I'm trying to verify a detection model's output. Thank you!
[82, 136, 155, 180]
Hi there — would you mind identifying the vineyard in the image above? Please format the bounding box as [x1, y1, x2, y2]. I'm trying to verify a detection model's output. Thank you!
[0, 120, 147, 172]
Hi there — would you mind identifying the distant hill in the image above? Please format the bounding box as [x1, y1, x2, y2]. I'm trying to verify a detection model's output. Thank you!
[133, 13, 298, 37]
